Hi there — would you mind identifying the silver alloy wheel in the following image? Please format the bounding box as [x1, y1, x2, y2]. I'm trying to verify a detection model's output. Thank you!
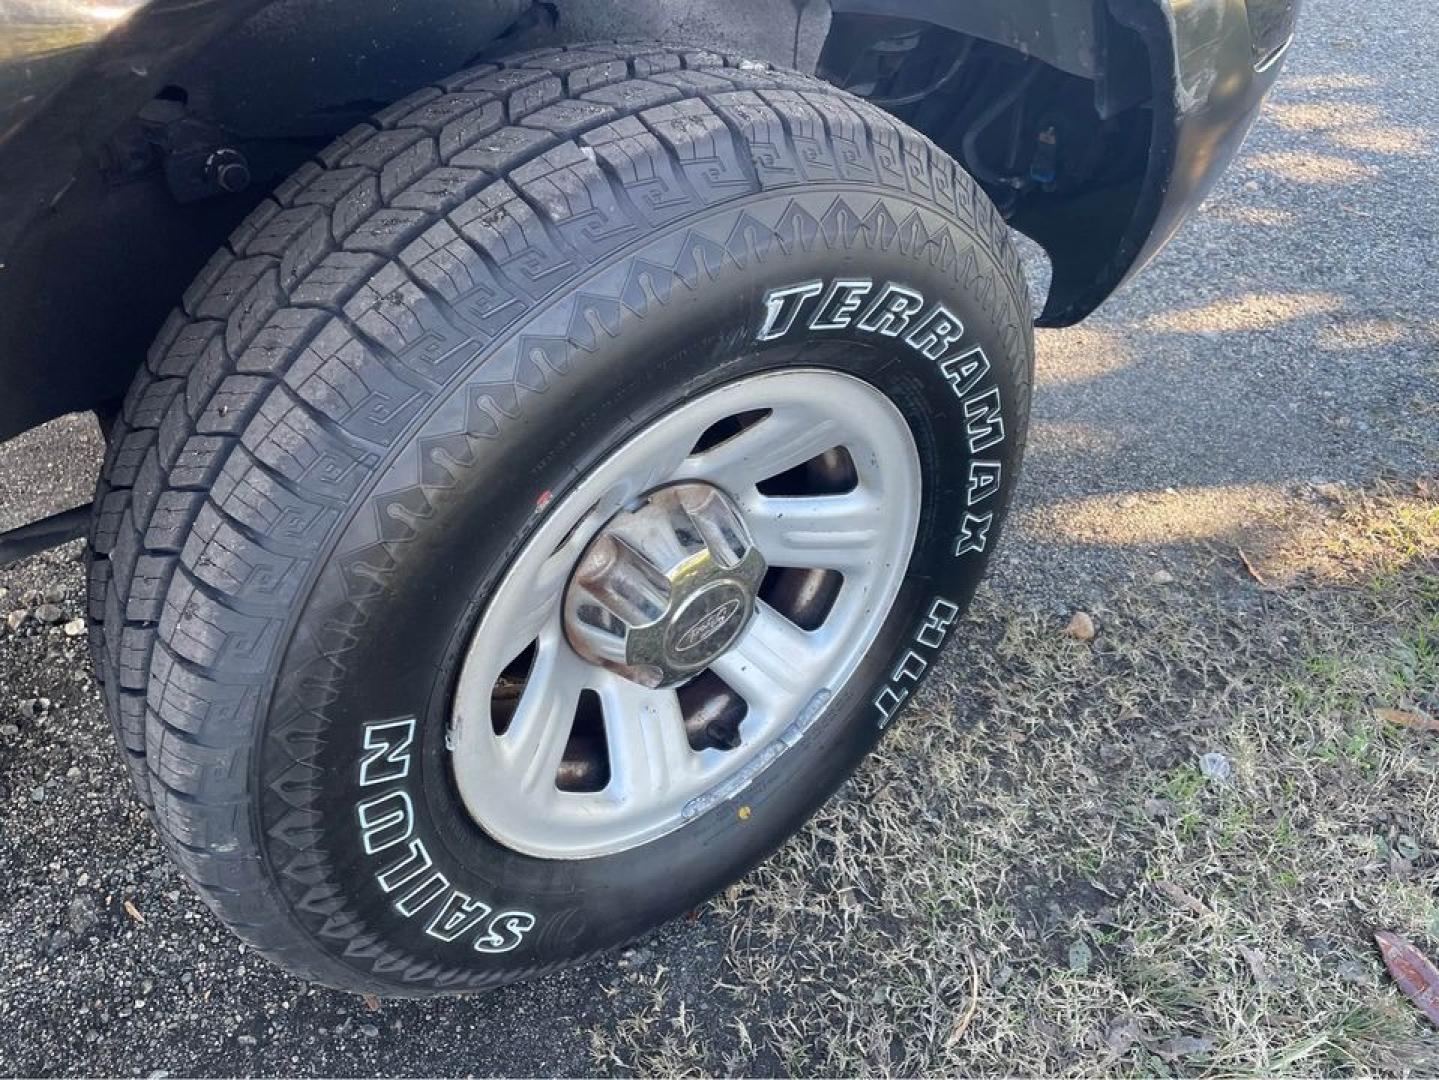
[449, 370, 922, 859]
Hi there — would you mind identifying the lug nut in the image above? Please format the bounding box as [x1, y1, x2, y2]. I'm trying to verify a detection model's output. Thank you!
[205, 148, 251, 194]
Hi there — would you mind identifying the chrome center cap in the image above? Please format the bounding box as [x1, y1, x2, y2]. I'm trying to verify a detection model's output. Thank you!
[562, 482, 766, 688]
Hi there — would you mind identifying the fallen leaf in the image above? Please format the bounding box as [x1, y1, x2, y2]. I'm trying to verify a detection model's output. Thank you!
[1156, 1035, 1216, 1059]
[1375, 931, 1439, 1028]
[362, 992, 381, 1013]
[1239, 945, 1271, 986]
[1142, 797, 1178, 821]
[944, 948, 980, 1047]
[1376, 707, 1439, 733]
[1237, 546, 1268, 586]
[1154, 880, 1214, 919]
[1103, 1015, 1144, 1056]
[1337, 958, 1375, 987]
[1198, 751, 1233, 782]
[122, 899, 144, 924]
[1065, 611, 1097, 642]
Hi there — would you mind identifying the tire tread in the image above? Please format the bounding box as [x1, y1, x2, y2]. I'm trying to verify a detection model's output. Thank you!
[87, 40, 1032, 995]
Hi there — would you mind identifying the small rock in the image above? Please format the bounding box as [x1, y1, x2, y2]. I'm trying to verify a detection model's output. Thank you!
[1068, 939, 1092, 975]
[1244, 179, 1260, 192]
[20, 697, 50, 718]
[1151, 569, 1176, 585]
[43, 585, 66, 604]
[1064, 611, 1098, 642]
[63, 618, 86, 638]
[30, 785, 46, 803]
[990, 963, 1014, 990]
[1198, 752, 1232, 782]
[66, 894, 100, 935]
[236, 1034, 258, 1047]
[33, 603, 64, 625]
[1118, 494, 1140, 509]
[6, 609, 28, 632]
[0, 724, 19, 739]
[66, 766, 81, 780]
[45, 930, 73, 956]
[358, 1024, 380, 1039]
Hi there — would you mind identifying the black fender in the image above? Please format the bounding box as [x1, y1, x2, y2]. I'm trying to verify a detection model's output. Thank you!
[832, 0, 1296, 327]
[0, 0, 1294, 441]
[0, 0, 827, 441]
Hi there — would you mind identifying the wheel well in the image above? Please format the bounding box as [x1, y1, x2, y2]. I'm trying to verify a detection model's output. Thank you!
[819, 6, 1161, 326]
[0, 0, 1157, 443]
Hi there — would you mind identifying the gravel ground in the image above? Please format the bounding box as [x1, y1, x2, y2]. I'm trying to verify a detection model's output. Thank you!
[1, 1, 1437, 1075]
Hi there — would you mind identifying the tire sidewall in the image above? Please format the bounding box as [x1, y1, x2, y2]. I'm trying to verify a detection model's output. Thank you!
[258, 186, 1030, 990]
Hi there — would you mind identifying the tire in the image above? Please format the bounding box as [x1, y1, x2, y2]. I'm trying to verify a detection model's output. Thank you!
[86, 41, 1033, 996]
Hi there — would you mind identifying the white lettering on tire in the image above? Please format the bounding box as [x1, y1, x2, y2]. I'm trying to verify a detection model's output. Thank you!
[809, 278, 874, 331]
[755, 280, 1011, 730]
[355, 717, 535, 953]
[757, 278, 1008, 560]
[756, 280, 825, 340]
[873, 597, 959, 728]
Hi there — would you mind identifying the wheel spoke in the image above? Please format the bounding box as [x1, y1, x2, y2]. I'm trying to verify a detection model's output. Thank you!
[709, 603, 824, 708]
[500, 632, 589, 796]
[743, 490, 886, 571]
[687, 405, 845, 492]
[633, 422, 710, 492]
[509, 548, 573, 646]
[595, 674, 694, 802]
[449, 369, 922, 859]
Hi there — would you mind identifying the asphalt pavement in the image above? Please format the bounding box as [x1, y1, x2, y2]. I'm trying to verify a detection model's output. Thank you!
[0, 0, 1435, 1073]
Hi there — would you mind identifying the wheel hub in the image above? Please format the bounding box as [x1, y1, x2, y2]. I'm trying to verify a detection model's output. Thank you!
[451, 371, 923, 859]
[563, 482, 767, 688]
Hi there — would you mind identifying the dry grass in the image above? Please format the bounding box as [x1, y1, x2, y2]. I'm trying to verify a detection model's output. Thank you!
[591, 480, 1439, 1075]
